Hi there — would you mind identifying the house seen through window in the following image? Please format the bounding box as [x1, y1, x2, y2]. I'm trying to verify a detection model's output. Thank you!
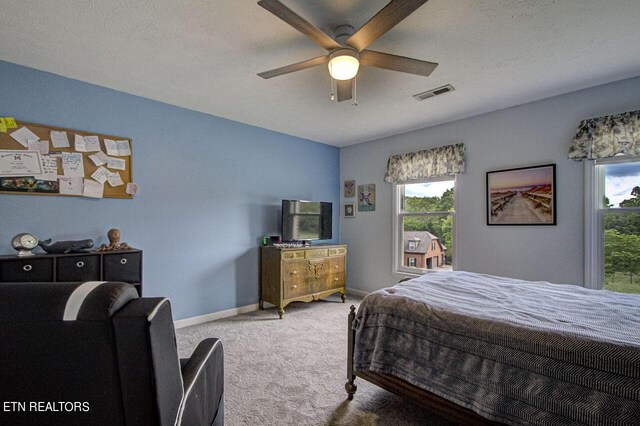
[394, 178, 455, 273]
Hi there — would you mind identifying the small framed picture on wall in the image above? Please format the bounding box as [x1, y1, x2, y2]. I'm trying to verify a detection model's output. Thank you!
[344, 203, 356, 218]
[358, 184, 375, 212]
[344, 180, 355, 197]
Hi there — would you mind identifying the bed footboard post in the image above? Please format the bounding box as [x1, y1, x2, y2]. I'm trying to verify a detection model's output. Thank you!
[345, 305, 358, 400]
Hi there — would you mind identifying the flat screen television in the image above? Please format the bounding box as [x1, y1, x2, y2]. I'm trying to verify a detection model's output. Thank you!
[281, 200, 332, 242]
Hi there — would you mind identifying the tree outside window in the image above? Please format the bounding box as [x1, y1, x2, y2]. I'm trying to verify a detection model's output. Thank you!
[601, 160, 640, 294]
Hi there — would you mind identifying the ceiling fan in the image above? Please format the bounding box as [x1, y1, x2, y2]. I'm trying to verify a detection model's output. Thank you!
[257, 0, 438, 103]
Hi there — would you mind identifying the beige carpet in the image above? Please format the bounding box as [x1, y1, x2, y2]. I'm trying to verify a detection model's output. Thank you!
[176, 295, 454, 426]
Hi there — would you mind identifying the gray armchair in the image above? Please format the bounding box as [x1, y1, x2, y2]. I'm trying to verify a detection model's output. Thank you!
[0, 281, 223, 425]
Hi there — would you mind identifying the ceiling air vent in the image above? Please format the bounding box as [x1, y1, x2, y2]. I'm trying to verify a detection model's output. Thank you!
[413, 84, 455, 101]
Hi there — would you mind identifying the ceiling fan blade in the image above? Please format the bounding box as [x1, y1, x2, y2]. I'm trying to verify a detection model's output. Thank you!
[360, 50, 438, 77]
[258, 55, 329, 79]
[258, 0, 342, 51]
[347, 0, 429, 52]
[336, 79, 353, 102]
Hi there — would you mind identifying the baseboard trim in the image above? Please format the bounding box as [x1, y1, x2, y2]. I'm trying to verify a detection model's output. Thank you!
[174, 303, 259, 329]
[347, 288, 370, 298]
[175, 289, 369, 329]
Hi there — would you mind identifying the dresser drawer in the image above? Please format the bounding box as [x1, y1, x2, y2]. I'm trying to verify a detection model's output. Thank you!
[305, 248, 329, 259]
[282, 250, 305, 260]
[283, 278, 311, 299]
[103, 252, 141, 283]
[327, 274, 345, 289]
[328, 256, 345, 274]
[282, 259, 308, 278]
[56, 255, 101, 282]
[0, 258, 53, 282]
[328, 247, 347, 256]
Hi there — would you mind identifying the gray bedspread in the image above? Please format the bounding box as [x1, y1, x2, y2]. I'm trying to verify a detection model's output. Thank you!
[353, 271, 640, 425]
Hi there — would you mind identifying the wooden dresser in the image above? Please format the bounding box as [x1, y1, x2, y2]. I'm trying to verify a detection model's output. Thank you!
[260, 244, 346, 318]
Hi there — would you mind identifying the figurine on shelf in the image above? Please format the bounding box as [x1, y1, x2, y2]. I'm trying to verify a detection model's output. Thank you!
[38, 238, 94, 254]
[97, 228, 132, 251]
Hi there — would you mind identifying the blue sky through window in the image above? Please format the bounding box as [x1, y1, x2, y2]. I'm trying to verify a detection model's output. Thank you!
[605, 161, 640, 207]
[405, 181, 455, 198]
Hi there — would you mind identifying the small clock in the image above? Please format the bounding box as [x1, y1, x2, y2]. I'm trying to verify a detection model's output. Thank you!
[11, 233, 38, 257]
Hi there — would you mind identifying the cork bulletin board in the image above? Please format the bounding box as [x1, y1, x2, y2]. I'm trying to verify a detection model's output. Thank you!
[0, 120, 133, 199]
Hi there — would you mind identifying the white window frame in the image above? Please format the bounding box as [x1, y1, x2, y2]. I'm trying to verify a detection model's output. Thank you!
[584, 155, 640, 289]
[392, 175, 459, 276]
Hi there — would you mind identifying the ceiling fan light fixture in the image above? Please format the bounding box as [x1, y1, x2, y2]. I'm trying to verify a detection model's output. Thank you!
[328, 49, 360, 80]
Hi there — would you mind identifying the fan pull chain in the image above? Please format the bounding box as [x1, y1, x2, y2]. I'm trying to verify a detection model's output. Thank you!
[352, 76, 358, 106]
[330, 76, 335, 101]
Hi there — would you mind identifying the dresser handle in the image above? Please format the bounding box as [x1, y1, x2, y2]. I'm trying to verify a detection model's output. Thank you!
[76, 261, 85, 268]
[290, 270, 297, 275]
[291, 284, 298, 289]
[120, 258, 127, 265]
[23, 265, 32, 272]
[334, 265, 339, 269]
[334, 277, 339, 281]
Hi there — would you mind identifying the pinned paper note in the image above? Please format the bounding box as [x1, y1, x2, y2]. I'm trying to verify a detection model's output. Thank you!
[27, 140, 50, 155]
[50, 131, 70, 148]
[34, 155, 59, 181]
[88, 151, 109, 166]
[115, 140, 131, 156]
[91, 166, 110, 184]
[62, 152, 84, 177]
[75, 134, 101, 152]
[83, 179, 103, 198]
[126, 182, 139, 196]
[107, 171, 124, 187]
[1, 117, 17, 128]
[104, 139, 131, 156]
[74, 134, 87, 152]
[9, 127, 40, 148]
[59, 177, 83, 195]
[0, 118, 11, 132]
[83, 135, 101, 152]
[1, 118, 16, 133]
[104, 139, 117, 156]
[106, 157, 126, 171]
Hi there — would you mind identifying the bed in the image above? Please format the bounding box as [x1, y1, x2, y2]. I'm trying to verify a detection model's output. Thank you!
[345, 271, 640, 425]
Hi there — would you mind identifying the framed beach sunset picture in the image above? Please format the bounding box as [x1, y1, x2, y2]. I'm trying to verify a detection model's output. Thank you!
[487, 164, 556, 225]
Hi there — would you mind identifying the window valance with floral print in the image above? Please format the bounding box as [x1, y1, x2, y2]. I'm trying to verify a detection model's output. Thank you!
[383, 143, 465, 183]
[568, 109, 640, 160]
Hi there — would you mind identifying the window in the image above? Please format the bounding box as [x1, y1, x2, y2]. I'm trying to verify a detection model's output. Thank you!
[408, 257, 417, 267]
[585, 156, 640, 294]
[393, 177, 456, 274]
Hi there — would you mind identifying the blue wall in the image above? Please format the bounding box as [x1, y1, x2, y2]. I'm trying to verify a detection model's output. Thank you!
[0, 60, 340, 320]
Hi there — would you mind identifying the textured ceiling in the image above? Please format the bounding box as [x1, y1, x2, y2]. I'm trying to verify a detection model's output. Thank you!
[1, 0, 640, 147]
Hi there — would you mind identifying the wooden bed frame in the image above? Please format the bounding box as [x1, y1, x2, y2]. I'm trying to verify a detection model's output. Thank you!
[345, 305, 500, 425]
